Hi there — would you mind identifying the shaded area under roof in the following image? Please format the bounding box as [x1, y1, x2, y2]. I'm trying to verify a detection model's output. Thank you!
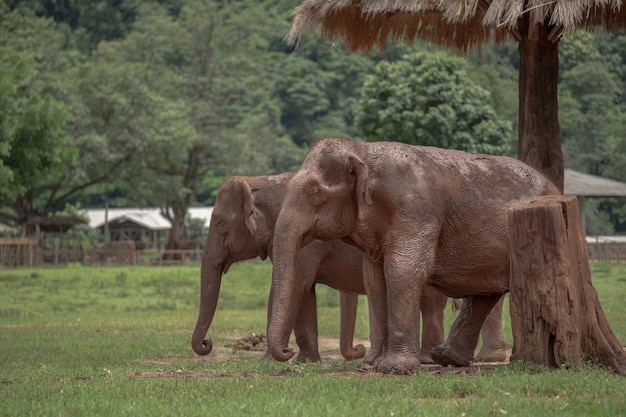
[564, 169, 626, 197]
[25, 216, 86, 234]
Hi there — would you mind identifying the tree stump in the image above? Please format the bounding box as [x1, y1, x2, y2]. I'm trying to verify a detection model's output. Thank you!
[508, 194, 626, 375]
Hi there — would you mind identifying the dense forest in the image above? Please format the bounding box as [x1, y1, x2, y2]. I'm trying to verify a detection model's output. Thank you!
[2, 0, 626, 249]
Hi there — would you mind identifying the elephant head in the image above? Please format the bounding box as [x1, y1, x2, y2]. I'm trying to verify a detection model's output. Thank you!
[268, 138, 372, 361]
[191, 173, 292, 355]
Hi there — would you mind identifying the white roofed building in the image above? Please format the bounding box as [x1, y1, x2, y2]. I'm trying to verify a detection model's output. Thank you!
[83, 207, 213, 247]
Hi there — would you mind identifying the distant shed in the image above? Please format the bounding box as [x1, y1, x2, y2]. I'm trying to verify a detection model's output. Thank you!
[84, 207, 213, 246]
[0, 223, 18, 235]
[564, 169, 626, 233]
[87, 208, 170, 245]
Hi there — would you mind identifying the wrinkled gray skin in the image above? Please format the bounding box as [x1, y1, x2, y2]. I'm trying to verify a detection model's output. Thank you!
[191, 173, 363, 362]
[191, 173, 503, 363]
[268, 137, 560, 373]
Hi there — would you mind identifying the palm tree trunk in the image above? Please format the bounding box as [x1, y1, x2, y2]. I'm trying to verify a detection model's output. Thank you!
[517, 17, 564, 192]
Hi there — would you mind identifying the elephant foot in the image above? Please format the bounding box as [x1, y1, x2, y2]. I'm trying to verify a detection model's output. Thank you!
[474, 347, 507, 363]
[292, 351, 322, 363]
[374, 353, 420, 374]
[431, 344, 473, 367]
[364, 348, 383, 366]
[418, 349, 436, 365]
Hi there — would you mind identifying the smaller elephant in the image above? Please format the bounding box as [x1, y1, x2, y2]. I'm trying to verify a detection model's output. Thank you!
[192, 173, 506, 364]
[191, 173, 364, 362]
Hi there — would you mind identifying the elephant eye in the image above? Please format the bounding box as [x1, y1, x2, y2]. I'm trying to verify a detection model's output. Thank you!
[215, 218, 226, 234]
[305, 180, 327, 207]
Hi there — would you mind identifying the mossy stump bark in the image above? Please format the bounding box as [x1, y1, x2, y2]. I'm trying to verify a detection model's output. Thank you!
[508, 195, 626, 375]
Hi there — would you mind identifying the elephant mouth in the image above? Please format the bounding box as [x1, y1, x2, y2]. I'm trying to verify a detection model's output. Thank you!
[300, 231, 315, 248]
[221, 259, 232, 274]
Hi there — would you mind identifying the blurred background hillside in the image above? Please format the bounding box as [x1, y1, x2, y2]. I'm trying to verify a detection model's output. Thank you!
[3, 0, 626, 254]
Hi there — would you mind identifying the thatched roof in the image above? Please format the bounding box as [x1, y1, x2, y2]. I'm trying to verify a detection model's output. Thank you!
[287, 0, 626, 51]
[24, 216, 86, 233]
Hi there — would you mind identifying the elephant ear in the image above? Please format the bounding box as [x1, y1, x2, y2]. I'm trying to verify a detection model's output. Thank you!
[238, 178, 262, 236]
[349, 153, 372, 206]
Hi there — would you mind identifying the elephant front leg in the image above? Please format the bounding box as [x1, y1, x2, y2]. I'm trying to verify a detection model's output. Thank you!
[374, 263, 423, 374]
[474, 295, 507, 363]
[431, 294, 502, 366]
[292, 287, 322, 363]
[375, 298, 421, 374]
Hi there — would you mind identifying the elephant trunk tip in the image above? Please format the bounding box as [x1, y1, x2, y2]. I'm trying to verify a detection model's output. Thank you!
[270, 345, 295, 362]
[342, 343, 366, 361]
[192, 338, 213, 356]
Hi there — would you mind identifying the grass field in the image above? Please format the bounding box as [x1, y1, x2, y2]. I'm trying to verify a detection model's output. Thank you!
[0, 261, 625, 416]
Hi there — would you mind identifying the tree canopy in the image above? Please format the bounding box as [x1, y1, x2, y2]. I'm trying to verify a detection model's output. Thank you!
[355, 51, 511, 155]
[2, 0, 626, 240]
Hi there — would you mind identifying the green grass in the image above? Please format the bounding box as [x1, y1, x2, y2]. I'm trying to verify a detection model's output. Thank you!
[0, 261, 625, 416]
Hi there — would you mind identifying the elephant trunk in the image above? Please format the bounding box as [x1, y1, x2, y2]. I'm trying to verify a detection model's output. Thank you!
[339, 292, 366, 360]
[267, 216, 305, 362]
[191, 249, 224, 356]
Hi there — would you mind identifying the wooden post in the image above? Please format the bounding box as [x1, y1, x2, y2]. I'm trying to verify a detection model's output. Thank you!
[54, 235, 60, 264]
[508, 195, 626, 374]
[104, 202, 110, 263]
[28, 239, 34, 267]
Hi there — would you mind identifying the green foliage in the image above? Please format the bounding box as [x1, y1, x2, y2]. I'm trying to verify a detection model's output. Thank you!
[276, 37, 375, 146]
[559, 30, 602, 73]
[466, 44, 520, 153]
[0, 262, 625, 416]
[556, 29, 626, 234]
[558, 60, 625, 176]
[0, 9, 75, 210]
[6, 0, 139, 53]
[355, 50, 511, 155]
[5, 2, 626, 236]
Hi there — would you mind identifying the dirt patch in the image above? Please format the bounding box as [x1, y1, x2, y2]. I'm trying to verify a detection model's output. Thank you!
[224, 332, 267, 351]
[136, 333, 512, 379]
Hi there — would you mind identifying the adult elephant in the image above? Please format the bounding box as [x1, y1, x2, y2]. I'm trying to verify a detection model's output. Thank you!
[191, 173, 503, 363]
[267, 137, 560, 373]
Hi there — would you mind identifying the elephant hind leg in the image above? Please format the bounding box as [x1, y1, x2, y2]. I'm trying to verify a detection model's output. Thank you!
[431, 294, 502, 366]
[419, 285, 447, 364]
[474, 296, 508, 363]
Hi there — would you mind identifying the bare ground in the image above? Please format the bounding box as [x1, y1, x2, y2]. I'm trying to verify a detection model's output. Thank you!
[136, 333, 512, 379]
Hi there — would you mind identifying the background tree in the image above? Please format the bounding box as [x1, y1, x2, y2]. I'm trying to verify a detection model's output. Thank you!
[0, 6, 190, 230]
[275, 36, 376, 147]
[355, 50, 511, 155]
[558, 29, 626, 235]
[95, 0, 303, 249]
[0, 9, 81, 224]
[4, 0, 626, 240]
[466, 42, 520, 153]
[4, 0, 140, 52]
